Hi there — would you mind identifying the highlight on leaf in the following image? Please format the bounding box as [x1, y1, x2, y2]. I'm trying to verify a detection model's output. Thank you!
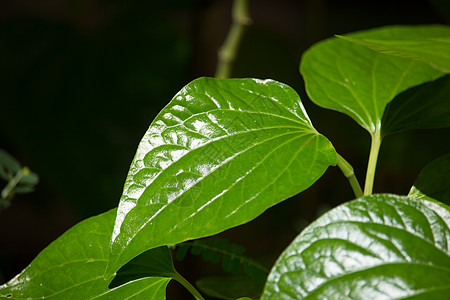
[174, 238, 268, 284]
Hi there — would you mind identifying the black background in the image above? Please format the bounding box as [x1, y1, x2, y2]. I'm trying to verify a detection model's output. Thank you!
[1, 0, 449, 298]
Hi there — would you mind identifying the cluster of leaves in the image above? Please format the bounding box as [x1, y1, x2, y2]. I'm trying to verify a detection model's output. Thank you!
[0, 149, 38, 211]
[1, 24, 449, 299]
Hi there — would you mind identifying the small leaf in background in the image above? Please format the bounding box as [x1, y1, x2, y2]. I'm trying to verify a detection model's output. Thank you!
[381, 75, 450, 135]
[337, 24, 450, 73]
[0, 209, 170, 299]
[197, 276, 262, 300]
[107, 77, 337, 275]
[0, 149, 20, 180]
[263, 194, 450, 299]
[174, 238, 268, 284]
[301, 26, 444, 134]
[409, 153, 450, 205]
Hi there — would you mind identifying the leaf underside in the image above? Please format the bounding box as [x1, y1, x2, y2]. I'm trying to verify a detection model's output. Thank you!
[381, 75, 450, 135]
[409, 153, 450, 206]
[263, 194, 450, 299]
[107, 77, 337, 275]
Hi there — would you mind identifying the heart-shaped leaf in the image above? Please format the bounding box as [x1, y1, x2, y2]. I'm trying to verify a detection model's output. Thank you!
[263, 194, 450, 299]
[0, 209, 170, 299]
[337, 24, 450, 73]
[409, 153, 450, 205]
[300, 27, 444, 134]
[381, 75, 450, 135]
[107, 77, 337, 276]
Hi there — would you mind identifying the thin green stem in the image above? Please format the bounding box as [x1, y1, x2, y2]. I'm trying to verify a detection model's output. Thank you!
[173, 271, 205, 300]
[364, 130, 382, 195]
[336, 154, 363, 198]
[1, 167, 29, 200]
[215, 0, 251, 78]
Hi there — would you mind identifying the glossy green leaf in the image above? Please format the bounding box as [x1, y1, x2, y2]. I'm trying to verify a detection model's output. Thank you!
[382, 75, 450, 135]
[196, 276, 263, 300]
[0, 209, 170, 299]
[300, 27, 444, 134]
[263, 194, 450, 299]
[107, 77, 337, 275]
[409, 153, 450, 205]
[337, 24, 450, 73]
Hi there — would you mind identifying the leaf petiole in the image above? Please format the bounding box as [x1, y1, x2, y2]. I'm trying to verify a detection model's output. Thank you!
[336, 154, 363, 198]
[364, 130, 382, 195]
[173, 271, 205, 300]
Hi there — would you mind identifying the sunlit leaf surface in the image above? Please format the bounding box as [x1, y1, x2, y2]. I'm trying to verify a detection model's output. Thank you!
[107, 77, 337, 275]
[263, 194, 450, 299]
[0, 209, 170, 299]
[301, 27, 443, 134]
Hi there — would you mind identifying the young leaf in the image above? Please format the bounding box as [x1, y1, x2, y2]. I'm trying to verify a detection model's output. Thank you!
[263, 194, 450, 299]
[381, 75, 450, 135]
[0, 149, 20, 180]
[300, 27, 444, 134]
[0, 209, 170, 299]
[336, 24, 450, 73]
[196, 276, 263, 300]
[107, 77, 337, 276]
[409, 153, 450, 205]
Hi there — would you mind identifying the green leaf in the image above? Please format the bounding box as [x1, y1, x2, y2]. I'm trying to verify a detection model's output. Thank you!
[196, 276, 263, 300]
[409, 153, 450, 205]
[109, 246, 176, 288]
[0, 209, 170, 299]
[300, 27, 444, 134]
[107, 77, 337, 275]
[263, 194, 450, 299]
[382, 75, 450, 135]
[337, 24, 450, 73]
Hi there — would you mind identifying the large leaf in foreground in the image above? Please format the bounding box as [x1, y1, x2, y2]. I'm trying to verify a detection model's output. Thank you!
[409, 153, 450, 205]
[300, 27, 443, 134]
[381, 75, 450, 135]
[107, 77, 337, 276]
[263, 194, 450, 299]
[337, 24, 450, 73]
[0, 209, 170, 299]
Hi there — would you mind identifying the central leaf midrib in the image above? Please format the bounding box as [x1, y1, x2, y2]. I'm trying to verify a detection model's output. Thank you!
[302, 261, 450, 300]
[135, 129, 312, 234]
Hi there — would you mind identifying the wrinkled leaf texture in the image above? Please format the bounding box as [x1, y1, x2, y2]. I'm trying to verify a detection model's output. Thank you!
[107, 77, 337, 276]
[263, 194, 450, 299]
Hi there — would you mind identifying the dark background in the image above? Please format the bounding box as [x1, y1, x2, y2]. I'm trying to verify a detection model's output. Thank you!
[1, 0, 449, 297]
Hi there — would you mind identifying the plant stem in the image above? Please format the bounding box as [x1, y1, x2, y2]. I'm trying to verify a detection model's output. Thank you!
[364, 130, 382, 195]
[173, 271, 205, 300]
[1, 167, 29, 200]
[336, 154, 363, 198]
[215, 0, 251, 79]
